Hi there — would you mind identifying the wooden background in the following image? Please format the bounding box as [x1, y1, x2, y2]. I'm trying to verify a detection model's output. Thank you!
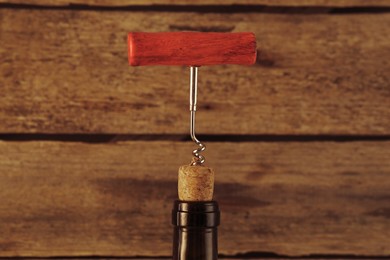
[0, 0, 389, 259]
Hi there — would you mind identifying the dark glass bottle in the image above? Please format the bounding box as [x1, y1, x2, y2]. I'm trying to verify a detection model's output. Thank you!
[172, 200, 220, 260]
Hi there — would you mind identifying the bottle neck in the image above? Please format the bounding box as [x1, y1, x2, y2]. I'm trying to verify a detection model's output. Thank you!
[172, 201, 220, 260]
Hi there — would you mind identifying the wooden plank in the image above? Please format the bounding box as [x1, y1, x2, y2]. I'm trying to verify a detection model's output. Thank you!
[0, 10, 390, 135]
[0, 0, 389, 7]
[0, 141, 389, 257]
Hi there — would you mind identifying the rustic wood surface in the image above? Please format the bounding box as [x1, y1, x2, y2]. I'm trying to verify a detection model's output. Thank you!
[0, 9, 389, 134]
[0, 0, 389, 7]
[0, 141, 389, 257]
[0, 2, 389, 259]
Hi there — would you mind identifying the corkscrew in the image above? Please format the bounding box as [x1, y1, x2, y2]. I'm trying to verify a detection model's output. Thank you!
[128, 32, 256, 167]
[189, 66, 206, 165]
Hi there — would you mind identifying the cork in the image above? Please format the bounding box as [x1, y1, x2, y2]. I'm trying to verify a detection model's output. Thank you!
[178, 165, 214, 201]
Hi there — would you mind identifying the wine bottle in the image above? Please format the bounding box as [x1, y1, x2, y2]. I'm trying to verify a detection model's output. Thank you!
[172, 200, 220, 260]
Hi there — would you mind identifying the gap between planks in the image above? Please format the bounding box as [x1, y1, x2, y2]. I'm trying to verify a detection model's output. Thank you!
[1, 2, 390, 14]
[1, 134, 390, 143]
[1, 0, 390, 8]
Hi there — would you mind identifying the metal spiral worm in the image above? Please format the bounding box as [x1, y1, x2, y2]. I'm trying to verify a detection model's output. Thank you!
[190, 111, 206, 165]
[189, 66, 206, 166]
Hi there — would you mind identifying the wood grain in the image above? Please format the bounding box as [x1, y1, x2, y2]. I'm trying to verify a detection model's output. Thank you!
[0, 140, 389, 257]
[128, 32, 256, 66]
[0, 10, 389, 134]
[0, 0, 389, 7]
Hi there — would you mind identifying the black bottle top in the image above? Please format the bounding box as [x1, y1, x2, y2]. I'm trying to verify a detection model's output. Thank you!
[172, 200, 220, 260]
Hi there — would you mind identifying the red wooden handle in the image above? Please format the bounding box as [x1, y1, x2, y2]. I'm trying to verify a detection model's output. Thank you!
[128, 32, 256, 66]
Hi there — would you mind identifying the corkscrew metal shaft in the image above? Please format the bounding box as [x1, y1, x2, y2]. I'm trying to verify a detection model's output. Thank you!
[189, 66, 206, 166]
